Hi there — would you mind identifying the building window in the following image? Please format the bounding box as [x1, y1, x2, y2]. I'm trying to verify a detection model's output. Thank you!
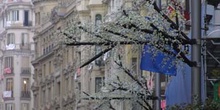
[43, 64, 46, 76]
[7, 33, 15, 45]
[21, 103, 29, 110]
[48, 88, 51, 101]
[94, 14, 102, 61]
[6, 78, 13, 91]
[11, 10, 19, 21]
[7, 10, 19, 21]
[95, 14, 102, 26]
[5, 103, 14, 110]
[4, 57, 13, 68]
[42, 90, 46, 105]
[79, 51, 81, 65]
[23, 10, 29, 26]
[65, 77, 69, 94]
[37, 12, 40, 25]
[111, 0, 115, 11]
[66, 49, 69, 64]
[22, 78, 29, 91]
[49, 61, 51, 74]
[4, 57, 13, 75]
[6, 78, 13, 97]
[57, 82, 60, 97]
[21, 78, 30, 98]
[21, 33, 29, 46]
[78, 82, 81, 94]
[95, 77, 105, 93]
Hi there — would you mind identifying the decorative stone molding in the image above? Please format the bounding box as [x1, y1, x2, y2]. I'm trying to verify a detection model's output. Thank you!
[62, 96, 68, 106]
[102, 0, 110, 4]
[68, 90, 73, 98]
[39, 77, 46, 87]
[67, 63, 74, 73]
[63, 68, 68, 76]
[38, 68, 42, 78]
[54, 97, 60, 109]
[45, 102, 51, 110]
[33, 73, 37, 80]
[52, 97, 56, 106]
[31, 82, 39, 92]
[45, 75, 52, 85]
[53, 48, 63, 68]
[67, 96, 75, 106]
[50, 75, 55, 82]
[55, 96, 60, 103]
[32, 0, 58, 4]
[50, 6, 60, 23]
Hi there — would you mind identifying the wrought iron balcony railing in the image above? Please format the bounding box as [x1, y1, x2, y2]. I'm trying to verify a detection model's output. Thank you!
[21, 91, 31, 98]
[21, 67, 31, 75]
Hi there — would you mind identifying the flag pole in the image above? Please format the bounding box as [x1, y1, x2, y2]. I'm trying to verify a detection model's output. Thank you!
[191, 0, 201, 104]
[155, 0, 161, 110]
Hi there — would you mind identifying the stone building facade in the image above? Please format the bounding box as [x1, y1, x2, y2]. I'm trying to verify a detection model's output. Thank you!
[0, 0, 35, 110]
[31, 0, 177, 110]
[31, 0, 80, 110]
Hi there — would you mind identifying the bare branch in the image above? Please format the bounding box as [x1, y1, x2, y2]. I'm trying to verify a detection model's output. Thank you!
[109, 101, 116, 110]
[136, 100, 149, 110]
[80, 46, 115, 68]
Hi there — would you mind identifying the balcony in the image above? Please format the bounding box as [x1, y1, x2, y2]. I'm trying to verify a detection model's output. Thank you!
[20, 44, 31, 50]
[21, 67, 31, 75]
[23, 21, 32, 27]
[3, 91, 14, 100]
[5, 44, 16, 50]
[21, 91, 31, 100]
[3, 67, 14, 76]
[6, 21, 23, 28]
[5, 21, 33, 28]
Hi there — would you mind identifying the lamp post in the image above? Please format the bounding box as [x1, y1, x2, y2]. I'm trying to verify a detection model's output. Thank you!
[155, 1, 161, 110]
[191, 0, 201, 104]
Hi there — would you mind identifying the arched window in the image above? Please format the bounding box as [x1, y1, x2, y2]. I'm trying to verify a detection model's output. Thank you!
[95, 14, 102, 26]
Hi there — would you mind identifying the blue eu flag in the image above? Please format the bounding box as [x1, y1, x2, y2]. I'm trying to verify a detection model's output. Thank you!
[140, 45, 177, 76]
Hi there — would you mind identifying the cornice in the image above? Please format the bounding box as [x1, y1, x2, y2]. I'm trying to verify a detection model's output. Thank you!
[3, 49, 34, 56]
[6, 2, 33, 8]
[35, 22, 54, 36]
[102, 0, 110, 4]
[87, 4, 106, 10]
[32, 0, 58, 4]
[5, 26, 34, 30]
[58, 1, 77, 19]
[32, 50, 54, 65]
